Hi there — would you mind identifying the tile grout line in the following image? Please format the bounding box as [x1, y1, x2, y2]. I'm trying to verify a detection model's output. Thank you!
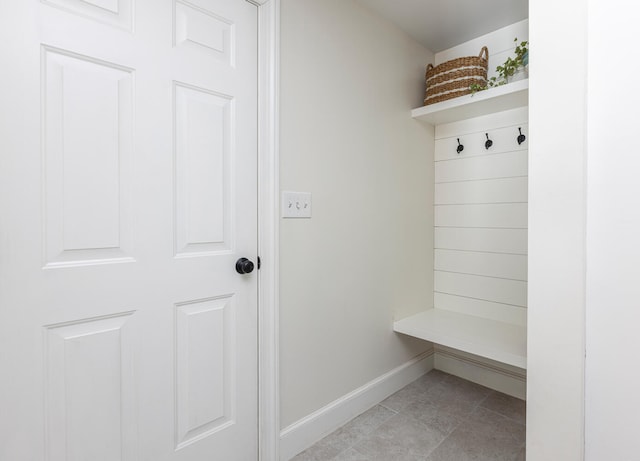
[477, 405, 527, 426]
[377, 402, 399, 413]
[329, 405, 398, 461]
[421, 390, 496, 460]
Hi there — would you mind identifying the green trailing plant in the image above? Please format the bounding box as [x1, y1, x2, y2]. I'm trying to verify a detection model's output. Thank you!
[470, 38, 529, 94]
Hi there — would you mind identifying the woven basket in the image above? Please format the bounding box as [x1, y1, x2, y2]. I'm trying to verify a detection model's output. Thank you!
[424, 46, 489, 106]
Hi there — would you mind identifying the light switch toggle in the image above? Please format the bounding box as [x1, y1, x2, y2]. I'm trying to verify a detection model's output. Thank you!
[282, 191, 312, 218]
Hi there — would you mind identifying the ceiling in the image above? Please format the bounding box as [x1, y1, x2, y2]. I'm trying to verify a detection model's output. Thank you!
[356, 0, 529, 53]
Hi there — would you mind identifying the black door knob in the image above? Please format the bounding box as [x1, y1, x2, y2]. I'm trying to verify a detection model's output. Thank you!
[235, 257, 255, 274]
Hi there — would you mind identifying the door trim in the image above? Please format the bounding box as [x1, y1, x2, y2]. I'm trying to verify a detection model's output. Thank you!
[256, 0, 280, 459]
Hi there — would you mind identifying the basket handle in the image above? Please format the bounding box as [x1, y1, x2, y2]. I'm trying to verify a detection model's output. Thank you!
[425, 63, 434, 79]
[479, 46, 489, 60]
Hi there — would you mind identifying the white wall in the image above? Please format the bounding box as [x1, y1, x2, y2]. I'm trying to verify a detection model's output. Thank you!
[527, 0, 587, 459]
[279, 0, 434, 430]
[585, 1, 640, 459]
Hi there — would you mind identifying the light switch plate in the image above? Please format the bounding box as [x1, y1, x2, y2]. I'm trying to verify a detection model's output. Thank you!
[282, 191, 312, 218]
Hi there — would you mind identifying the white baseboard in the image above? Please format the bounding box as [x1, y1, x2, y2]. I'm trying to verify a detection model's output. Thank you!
[434, 346, 526, 399]
[279, 349, 435, 461]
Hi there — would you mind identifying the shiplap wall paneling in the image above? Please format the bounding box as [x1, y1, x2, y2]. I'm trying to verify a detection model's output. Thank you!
[435, 107, 528, 139]
[434, 227, 527, 255]
[434, 112, 528, 322]
[435, 203, 527, 229]
[435, 177, 528, 205]
[435, 271, 527, 307]
[435, 250, 527, 281]
[433, 293, 527, 326]
[435, 151, 528, 183]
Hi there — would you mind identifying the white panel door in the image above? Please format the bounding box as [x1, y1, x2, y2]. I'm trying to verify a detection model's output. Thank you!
[0, 1, 258, 460]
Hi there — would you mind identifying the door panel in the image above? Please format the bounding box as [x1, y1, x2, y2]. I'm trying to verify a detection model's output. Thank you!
[0, 1, 258, 460]
[43, 47, 135, 267]
[175, 296, 236, 449]
[174, 82, 233, 256]
[45, 312, 137, 461]
[42, 0, 134, 30]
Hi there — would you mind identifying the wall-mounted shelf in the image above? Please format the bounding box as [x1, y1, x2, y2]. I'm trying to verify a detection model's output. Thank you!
[411, 79, 529, 126]
[394, 308, 527, 369]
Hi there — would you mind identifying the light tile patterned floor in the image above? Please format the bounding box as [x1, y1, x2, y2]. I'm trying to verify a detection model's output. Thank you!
[291, 370, 526, 461]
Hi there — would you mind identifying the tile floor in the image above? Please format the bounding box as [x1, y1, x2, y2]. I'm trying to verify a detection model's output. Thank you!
[291, 370, 526, 461]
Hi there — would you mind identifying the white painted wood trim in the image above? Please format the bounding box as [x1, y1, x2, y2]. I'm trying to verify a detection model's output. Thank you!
[528, 2, 587, 459]
[434, 346, 526, 399]
[412, 79, 528, 126]
[257, 0, 280, 460]
[279, 350, 435, 461]
[394, 308, 527, 369]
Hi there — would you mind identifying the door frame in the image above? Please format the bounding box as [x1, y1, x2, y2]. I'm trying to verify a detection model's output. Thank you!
[254, 0, 281, 459]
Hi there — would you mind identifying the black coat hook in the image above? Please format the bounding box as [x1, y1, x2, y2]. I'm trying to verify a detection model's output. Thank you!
[485, 133, 493, 150]
[517, 127, 526, 145]
[456, 138, 464, 154]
